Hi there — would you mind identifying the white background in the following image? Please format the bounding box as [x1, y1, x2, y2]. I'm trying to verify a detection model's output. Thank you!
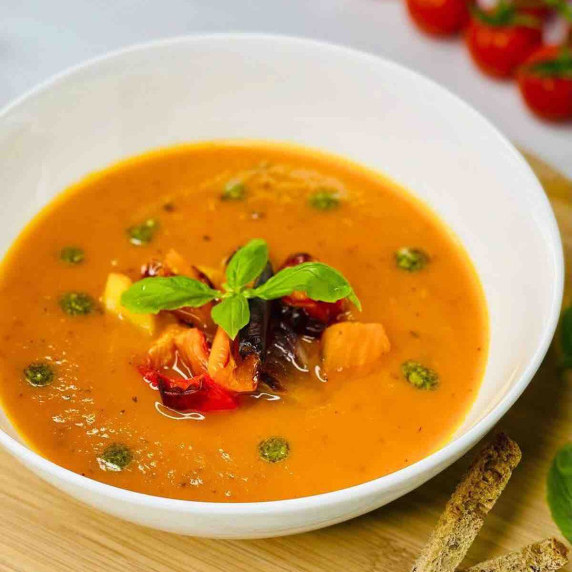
[1, 0, 570, 177]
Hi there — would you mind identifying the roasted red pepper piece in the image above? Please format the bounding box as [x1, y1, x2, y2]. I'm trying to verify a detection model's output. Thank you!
[138, 366, 238, 412]
[280, 252, 346, 326]
[282, 292, 345, 324]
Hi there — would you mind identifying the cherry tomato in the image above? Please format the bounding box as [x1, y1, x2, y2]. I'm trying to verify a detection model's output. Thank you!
[406, 0, 470, 35]
[518, 45, 572, 120]
[465, 4, 543, 77]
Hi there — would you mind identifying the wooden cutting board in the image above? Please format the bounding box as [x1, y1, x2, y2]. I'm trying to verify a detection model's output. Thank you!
[0, 152, 570, 572]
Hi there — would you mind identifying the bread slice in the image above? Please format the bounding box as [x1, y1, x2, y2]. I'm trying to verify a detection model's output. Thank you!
[461, 537, 569, 572]
[411, 433, 522, 572]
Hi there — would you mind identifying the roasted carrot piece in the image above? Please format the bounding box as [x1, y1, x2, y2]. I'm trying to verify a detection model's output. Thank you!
[322, 322, 390, 375]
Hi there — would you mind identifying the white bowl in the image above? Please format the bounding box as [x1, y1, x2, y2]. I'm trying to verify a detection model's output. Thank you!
[0, 34, 563, 538]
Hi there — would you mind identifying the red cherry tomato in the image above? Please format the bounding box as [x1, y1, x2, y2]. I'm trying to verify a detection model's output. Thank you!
[406, 0, 470, 35]
[465, 2, 543, 78]
[517, 45, 572, 121]
[466, 19, 542, 77]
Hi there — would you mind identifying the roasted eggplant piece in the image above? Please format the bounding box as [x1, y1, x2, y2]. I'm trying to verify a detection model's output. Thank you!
[238, 261, 274, 360]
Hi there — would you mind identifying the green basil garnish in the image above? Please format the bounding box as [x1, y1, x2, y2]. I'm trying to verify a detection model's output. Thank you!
[547, 443, 572, 543]
[121, 275, 219, 314]
[121, 238, 360, 339]
[225, 239, 269, 291]
[211, 294, 250, 340]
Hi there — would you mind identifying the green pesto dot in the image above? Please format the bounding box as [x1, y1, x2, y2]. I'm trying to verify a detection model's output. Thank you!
[258, 436, 290, 463]
[127, 218, 159, 245]
[98, 443, 133, 472]
[59, 292, 95, 316]
[221, 180, 246, 201]
[395, 248, 429, 272]
[24, 362, 54, 387]
[59, 246, 85, 265]
[401, 360, 439, 390]
[308, 189, 340, 211]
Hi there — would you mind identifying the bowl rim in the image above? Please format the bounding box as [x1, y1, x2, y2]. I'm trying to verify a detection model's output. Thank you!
[0, 32, 564, 516]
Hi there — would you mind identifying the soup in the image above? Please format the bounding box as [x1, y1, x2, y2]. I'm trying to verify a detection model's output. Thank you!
[0, 142, 487, 502]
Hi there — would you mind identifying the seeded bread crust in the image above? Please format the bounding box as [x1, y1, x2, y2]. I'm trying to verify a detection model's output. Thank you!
[411, 433, 522, 572]
[461, 537, 569, 572]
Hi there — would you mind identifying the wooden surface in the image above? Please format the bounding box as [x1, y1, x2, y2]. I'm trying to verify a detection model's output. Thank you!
[0, 152, 570, 572]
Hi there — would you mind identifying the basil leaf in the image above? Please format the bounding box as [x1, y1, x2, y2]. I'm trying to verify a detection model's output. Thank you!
[547, 443, 572, 543]
[225, 239, 269, 291]
[121, 276, 220, 314]
[211, 294, 250, 339]
[250, 262, 361, 310]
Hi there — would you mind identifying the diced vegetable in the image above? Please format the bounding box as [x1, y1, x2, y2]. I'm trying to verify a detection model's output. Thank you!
[395, 247, 429, 272]
[127, 218, 159, 246]
[308, 189, 340, 211]
[281, 304, 327, 339]
[59, 246, 84, 265]
[147, 324, 208, 376]
[401, 360, 439, 389]
[207, 327, 232, 376]
[98, 443, 133, 471]
[280, 252, 346, 327]
[176, 328, 209, 376]
[322, 322, 390, 374]
[59, 292, 95, 316]
[147, 324, 180, 368]
[149, 369, 239, 412]
[164, 249, 193, 277]
[258, 436, 290, 463]
[103, 273, 155, 334]
[24, 362, 54, 387]
[259, 301, 302, 390]
[238, 262, 273, 360]
[208, 327, 258, 393]
[221, 180, 246, 201]
[283, 291, 345, 325]
[281, 253, 313, 268]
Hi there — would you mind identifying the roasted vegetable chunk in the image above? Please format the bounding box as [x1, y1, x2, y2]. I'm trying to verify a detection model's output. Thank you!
[322, 322, 390, 374]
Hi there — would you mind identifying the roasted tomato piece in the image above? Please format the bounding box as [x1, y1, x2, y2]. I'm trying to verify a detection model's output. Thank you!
[281, 252, 313, 268]
[280, 253, 346, 326]
[282, 292, 345, 324]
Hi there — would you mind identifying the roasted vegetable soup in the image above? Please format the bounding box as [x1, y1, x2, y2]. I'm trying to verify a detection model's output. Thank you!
[0, 142, 487, 502]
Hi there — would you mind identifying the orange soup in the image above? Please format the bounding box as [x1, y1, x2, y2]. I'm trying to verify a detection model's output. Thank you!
[0, 142, 487, 502]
